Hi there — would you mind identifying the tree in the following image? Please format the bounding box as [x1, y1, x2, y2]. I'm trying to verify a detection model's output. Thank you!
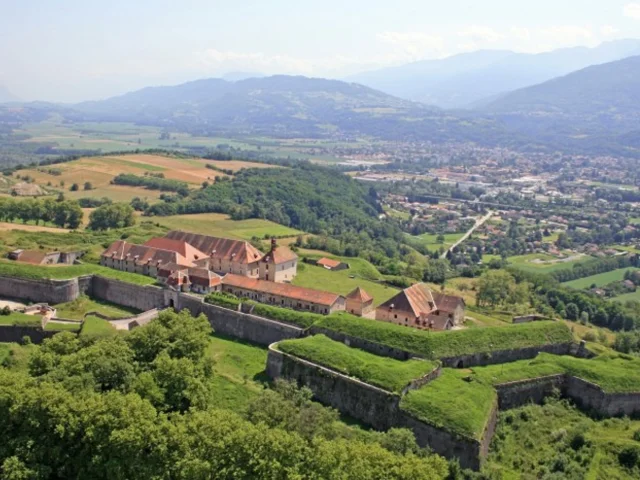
[70, 183, 79, 192]
[476, 270, 516, 307]
[565, 303, 580, 321]
[84, 182, 93, 191]
[88, 203, 135, 230]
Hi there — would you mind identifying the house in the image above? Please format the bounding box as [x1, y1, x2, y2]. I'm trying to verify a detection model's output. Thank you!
[100, 240, 191, 277]
[375, 283, 438, 329]
[316, 257, 349, 271]
[157, 263, 223, 294]
[258, 239, 298, 282]
[143, 238, 208, 264]
[431, 292, 466, 326]
[9, 249, 83, 265]
[221, 274, 345, 314]
[375, 284, 465, 331]
[345, 287, 374, 317]
[165, 230, 264, 277]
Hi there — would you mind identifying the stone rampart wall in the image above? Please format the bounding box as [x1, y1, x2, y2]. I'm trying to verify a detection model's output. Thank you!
[307, 326, 414, 360]
[495, 375, 566, 410]
[0, 326, 57, 344]
[90, 276, 166, 312]
[439, 343, 574, 368]
[0, 275, 83, 304]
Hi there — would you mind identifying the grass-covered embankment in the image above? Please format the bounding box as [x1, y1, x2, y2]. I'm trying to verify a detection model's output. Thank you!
[472, 352, 640, 393]
[400, 369, 497, 440]
[0, 311, 41, 327]
[314, 316, 573, 359]
[278, 334, 438, 393]
[0, 260, 157, 286]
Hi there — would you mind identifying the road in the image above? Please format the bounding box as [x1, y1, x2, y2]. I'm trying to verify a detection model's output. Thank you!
[440, 210, 494, 259]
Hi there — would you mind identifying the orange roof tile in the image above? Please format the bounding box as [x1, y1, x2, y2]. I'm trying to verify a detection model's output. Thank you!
[14, 250, 48, 265]
[317, 257, 342, 269]
[165, 231, 263, 264]
[346, 287, 373, 303]
[143, 238, 207, 263]
[222, 273, 341, 307]
[262, 245, 298, 264]
[101, 240, 190, 267]
[378, 283, 437, 317]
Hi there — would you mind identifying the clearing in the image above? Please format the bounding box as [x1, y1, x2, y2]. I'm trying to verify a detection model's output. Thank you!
[563, 268, 638, 289]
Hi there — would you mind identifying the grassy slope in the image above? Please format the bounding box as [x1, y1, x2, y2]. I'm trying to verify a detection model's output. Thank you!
[0, 260, 156, 285]
[507, 253, 595, 274]
[563, 268, 638, 289]
[293, 262, 398, 307]
[408, 232, 466, 252]
[152, 213, 301, 240]
[314, 316, 573, 359]
[54, 296, 140, 320]
[278, 335, 437, 393]
[79, 316, 119, 338]
[472, 352, 640, 393]
[613, 290, 640, 303]
[0, 311, 41, 326]
[0, 343, 38, 371]
[401, 369, 497, 440]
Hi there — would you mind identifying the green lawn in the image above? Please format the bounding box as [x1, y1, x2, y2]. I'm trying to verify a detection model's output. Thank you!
[407, 232, 465, 252]
[55, 296, 140, 320]
[401, 369, 497, 440]
[206, 333, 268, 413]
[613, 289, 640, 304]
[0, 311, 41, 327]
[630, 217, 640, 225]
[44, 321, 81, 332]
[0, 260, 157, 285]
[0, 343, 38, 371]
[79, 316, 119, 338]
[152, 213, 301, 241]
[507, 253, 595, 274]
[563, 268, 638, 289]
[314, 316, 573, 360]
[278, 335, 438, 393]
[292, 262, 398, 307]
[472, 352, 640, 393]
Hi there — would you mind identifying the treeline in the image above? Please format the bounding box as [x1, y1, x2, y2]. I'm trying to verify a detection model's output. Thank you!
[112, 173, 190, 196]
[0, 197, 82, 229]
[0, 310, 448, 479]
[551, 254, 639, 283]
[205, 163, 233, 175]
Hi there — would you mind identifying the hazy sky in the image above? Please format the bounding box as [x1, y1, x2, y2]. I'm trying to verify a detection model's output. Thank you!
[1, 0, 639, 102]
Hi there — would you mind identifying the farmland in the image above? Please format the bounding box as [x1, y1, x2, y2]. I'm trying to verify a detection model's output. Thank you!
[563, 267, 638, 289]
[407, 232, 466, 252]
[507, 252, 595, 274]
[151, 213, 301, 240]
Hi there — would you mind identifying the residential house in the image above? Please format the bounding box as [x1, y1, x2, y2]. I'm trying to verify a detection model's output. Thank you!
[221, 274, 345, 314]
[258, 239, 298, 282]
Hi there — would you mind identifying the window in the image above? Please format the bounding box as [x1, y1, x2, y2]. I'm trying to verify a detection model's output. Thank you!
[394, 314, 397, 319]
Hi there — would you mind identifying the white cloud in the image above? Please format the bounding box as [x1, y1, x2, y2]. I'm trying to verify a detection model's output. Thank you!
[624, 3, 640, 19]
[600, 25, 620, 36]
[510, 27, 531, 41]
[376, 31, 446, 59]
[457, 26, 505, 44]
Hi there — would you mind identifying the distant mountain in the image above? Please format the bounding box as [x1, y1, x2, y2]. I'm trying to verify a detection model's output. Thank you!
[221, 71, 266, 82]
[348, 39, 640, 108]
[73, 75, 501, 142]
[0, 85, 20, 103]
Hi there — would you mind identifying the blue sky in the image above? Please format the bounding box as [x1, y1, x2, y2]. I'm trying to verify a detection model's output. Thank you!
[1, 0, 639, 102]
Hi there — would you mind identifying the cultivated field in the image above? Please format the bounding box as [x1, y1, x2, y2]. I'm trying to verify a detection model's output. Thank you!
[150, 213, 302, 240]
[507, 253, 594, 274]
[563, 268, 638, 289]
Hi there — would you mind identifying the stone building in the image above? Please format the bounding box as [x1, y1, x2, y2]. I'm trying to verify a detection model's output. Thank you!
[376, 283, 438, 329]
[431, 292, 466, 327]
[157, 263, 223, 294]
[221, 273, 345, 314]
[258, 239, 298, 283]
[100, 240, 190, 277]
[345, 287, 374, 317]
[9, 249, 83, 265]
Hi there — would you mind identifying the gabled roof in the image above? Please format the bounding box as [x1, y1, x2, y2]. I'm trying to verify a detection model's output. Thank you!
[13, 250, 48, 264]
[157, 262, 222, 287]
[101, 240, 190, 267]
[261, 245, 298, 264]
[346, 287, 373, 303]
[317, 257, 342, 269]
[378, 283, 437, 318]
[431, 292, 465, 313]
[165, 231, 263, 264]
[222, 274, 342, 307]
[143, 238, 207, 263]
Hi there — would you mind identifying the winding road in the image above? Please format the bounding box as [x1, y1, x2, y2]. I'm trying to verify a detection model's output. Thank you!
[440, 210, 494, 259]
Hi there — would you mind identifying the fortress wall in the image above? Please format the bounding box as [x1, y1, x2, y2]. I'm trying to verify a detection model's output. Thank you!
[90, 276, 166, 312]
[0, 275, 82, 304]
[176, 293, 304, 346]
[307, 326, 414, 360]
[439, 343, 574, 368]
[565, 376, 640, 417]
[0, 326, 57, 344]
[495, 374, 566, 410]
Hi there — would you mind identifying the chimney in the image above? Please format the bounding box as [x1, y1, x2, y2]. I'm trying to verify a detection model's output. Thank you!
[271, 238, 277, 250]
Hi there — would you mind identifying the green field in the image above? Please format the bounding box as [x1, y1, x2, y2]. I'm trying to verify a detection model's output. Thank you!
[630, 217, 640, 225]
[0, 311, 40, 326]
[0, 260, 157, 285]
[54, 296, 140, 320]
[314, 316, 573, 360]
[44, 321, 81, 332]
[507, 253, 595, 274]
[401, 369, 497, 440]
[563, 268, 638, 289]
[278, 335, 438, 393]
[152, 213, 301, 240]
[79, 316, 118, 338]
[0, 343, 37, 371]
[613, 289, 640, 304]
[292, 262, 398, 307]
[407, 232, 465, 252]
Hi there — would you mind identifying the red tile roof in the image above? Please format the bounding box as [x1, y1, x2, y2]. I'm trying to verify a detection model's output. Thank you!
[222, 273, 341, 307]
[431, 292, 465, 313]
[14, 250, 48, 264]
[165, 231, 263, 265]
[143, 238, 207, 263]
[101, 240, 190, 267]
[317, 257, 342, 269]
[378, 283, 437, 317]
[261, 245, 298, 264]
[157, 263, 222, 287]
[346, 287, 373, 303]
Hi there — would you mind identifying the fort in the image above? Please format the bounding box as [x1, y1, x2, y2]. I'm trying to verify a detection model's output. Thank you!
[0, 272, 638, 471]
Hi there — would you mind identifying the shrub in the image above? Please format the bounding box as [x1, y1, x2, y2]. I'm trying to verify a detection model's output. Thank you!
[204, 292, 241, 310]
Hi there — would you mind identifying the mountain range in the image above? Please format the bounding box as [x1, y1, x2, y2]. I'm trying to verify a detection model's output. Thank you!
[348, 39, 640, 109]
